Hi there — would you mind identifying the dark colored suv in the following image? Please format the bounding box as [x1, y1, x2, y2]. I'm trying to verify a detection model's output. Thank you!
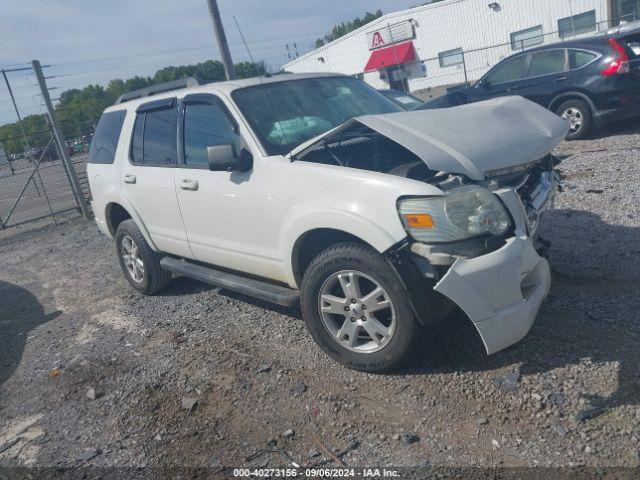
[419, 27, 640, 140]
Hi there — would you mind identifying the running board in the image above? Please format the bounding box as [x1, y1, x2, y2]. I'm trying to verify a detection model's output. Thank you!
[160, 257, 300, 308]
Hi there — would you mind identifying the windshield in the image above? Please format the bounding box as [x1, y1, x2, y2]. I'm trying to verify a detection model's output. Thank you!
[232, 76, 402, 155]
[382, 90, 424, 110]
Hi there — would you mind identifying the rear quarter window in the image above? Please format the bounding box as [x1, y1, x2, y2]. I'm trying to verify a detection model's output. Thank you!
[89, 110, 126, 164]
[569, 50, 598, 69]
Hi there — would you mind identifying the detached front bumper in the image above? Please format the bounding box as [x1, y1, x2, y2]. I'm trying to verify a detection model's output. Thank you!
[411, 187, 553, 355]
[433, 236, 550, 354]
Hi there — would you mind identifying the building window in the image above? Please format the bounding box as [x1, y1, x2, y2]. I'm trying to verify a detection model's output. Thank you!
[616, 0, 640, 23]
[438, 48, 464, 67]
[558, 10, 597, 38]
[510, 25, 544, 50]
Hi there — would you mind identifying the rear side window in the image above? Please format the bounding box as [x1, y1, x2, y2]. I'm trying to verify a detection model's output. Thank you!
[131, 114, 144, 163]
[143, 107, 178, 165]
[130, 106, 178, 166]
[486, 55, 529, 84]
[569, 49, 598, 69]
[528, 50, 566, 77]
[88, 110, 126, 164]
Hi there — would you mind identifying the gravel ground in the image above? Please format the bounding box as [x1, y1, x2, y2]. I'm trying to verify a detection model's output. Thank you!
[0, 120, 639, 473]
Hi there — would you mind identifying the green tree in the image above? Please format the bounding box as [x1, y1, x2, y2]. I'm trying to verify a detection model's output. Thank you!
[0, 60, 269, 155]
[234, 61, 267, 79]
[315, 10, 383, 48]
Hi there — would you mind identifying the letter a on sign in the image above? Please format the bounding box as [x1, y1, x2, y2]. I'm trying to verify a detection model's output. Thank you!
[371, 31, 385, 48]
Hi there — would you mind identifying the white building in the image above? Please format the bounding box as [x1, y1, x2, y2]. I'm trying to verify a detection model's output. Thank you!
[284, 0, 638, 92]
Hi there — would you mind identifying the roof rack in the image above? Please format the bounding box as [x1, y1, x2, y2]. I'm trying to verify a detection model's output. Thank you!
[114, 77, 200, 104]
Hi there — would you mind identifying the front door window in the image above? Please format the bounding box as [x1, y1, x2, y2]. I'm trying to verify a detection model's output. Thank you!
[183, 102, 239, 167]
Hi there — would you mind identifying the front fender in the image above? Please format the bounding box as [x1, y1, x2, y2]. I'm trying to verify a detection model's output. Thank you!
[281, 210, 406, 287]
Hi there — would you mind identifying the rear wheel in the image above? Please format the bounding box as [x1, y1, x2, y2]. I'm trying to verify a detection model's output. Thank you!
[301, 243, 423, 372]
[556, 99, 593, 140]
[115, 219, 172, 295]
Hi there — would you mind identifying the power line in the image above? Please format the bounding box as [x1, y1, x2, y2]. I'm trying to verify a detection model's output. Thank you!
[45, 43, 291, 80]
[41, 31, 327, 69]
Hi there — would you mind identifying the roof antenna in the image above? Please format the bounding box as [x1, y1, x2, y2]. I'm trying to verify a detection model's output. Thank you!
[232, 16, 290, 152]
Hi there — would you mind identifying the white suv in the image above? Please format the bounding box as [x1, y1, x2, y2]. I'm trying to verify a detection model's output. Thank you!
[88, 73, 567, 372]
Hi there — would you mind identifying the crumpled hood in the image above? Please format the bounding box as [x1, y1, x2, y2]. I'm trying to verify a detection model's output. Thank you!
[298, 96, 568, 181]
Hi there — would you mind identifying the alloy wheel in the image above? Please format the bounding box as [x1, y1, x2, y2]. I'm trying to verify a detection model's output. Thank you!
[121, 235, 145, 283]
[561, 107, 583, 134]
[318, 270, 396, 353]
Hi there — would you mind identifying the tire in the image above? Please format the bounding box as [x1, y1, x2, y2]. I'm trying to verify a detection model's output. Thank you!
[300, 242, 423, 372]
[115, 219, 172, 295]
[555, 99, 593, 140]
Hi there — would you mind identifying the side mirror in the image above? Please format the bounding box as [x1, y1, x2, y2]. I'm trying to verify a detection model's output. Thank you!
[207, 144, 238, 171]
[481, 78, 492, 89]
[207, 144, 252, 172]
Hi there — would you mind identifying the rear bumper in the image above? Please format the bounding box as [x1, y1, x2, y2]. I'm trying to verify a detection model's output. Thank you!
[433, 237, 550, 354]
[594, 97, 640, 126]
[91, 201, 112, 238]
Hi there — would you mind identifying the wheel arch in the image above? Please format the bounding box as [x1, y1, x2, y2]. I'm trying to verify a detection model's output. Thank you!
[548, 92, 596, 114]
[283, 210, 404, 288]
[291, 228, 377, 288]
[105, 201, 159, 251]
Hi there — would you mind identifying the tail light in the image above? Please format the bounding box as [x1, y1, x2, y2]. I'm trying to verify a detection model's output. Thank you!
[601, 38, 630, 76]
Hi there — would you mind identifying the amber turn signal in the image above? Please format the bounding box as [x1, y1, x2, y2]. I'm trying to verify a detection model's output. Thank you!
[403, 213, 435, 229]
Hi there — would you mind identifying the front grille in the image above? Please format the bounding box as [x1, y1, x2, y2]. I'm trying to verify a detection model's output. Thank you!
[490, 156, 556, 236]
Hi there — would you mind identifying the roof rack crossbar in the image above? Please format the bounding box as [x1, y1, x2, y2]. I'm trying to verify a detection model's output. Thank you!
[114, 77, 200, 104]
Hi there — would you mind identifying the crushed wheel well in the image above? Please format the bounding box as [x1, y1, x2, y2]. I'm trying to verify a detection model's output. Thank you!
[106, 203, 131, 235]
[292, 229, 371, 286]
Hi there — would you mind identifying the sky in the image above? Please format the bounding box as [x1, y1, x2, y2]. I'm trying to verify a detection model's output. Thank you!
[0, 0, 418, 125]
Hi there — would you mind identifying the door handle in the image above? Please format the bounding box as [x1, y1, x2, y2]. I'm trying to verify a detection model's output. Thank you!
[554, 75, 568, 82]
[123, 174, 136, 184]
[507, 85, 519, 92]
[179, 179, 199, 191]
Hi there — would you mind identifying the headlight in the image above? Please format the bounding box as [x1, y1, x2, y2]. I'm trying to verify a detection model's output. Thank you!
[398, 186, 511, 243]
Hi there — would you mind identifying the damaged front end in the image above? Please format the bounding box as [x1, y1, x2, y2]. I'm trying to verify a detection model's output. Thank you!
[396, 158, 559, 355]
[292, 96, 567, 355]
[388, 173, 556, 355]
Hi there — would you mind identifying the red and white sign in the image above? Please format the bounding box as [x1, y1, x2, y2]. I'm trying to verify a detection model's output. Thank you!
[367, 20, 415, 50]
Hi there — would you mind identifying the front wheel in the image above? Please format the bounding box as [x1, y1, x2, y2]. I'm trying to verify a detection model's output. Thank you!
[556, 99, 593, 140]
[300, 243, 423, 372]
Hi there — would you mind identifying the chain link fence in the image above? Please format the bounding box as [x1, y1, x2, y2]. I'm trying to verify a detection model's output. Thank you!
[0, 127, 90, 229]
[0, 64, 94, 232]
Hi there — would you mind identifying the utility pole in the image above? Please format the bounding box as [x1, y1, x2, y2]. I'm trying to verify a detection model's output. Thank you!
[206, 0, 236, 80]
[32, 59, 92, 220]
